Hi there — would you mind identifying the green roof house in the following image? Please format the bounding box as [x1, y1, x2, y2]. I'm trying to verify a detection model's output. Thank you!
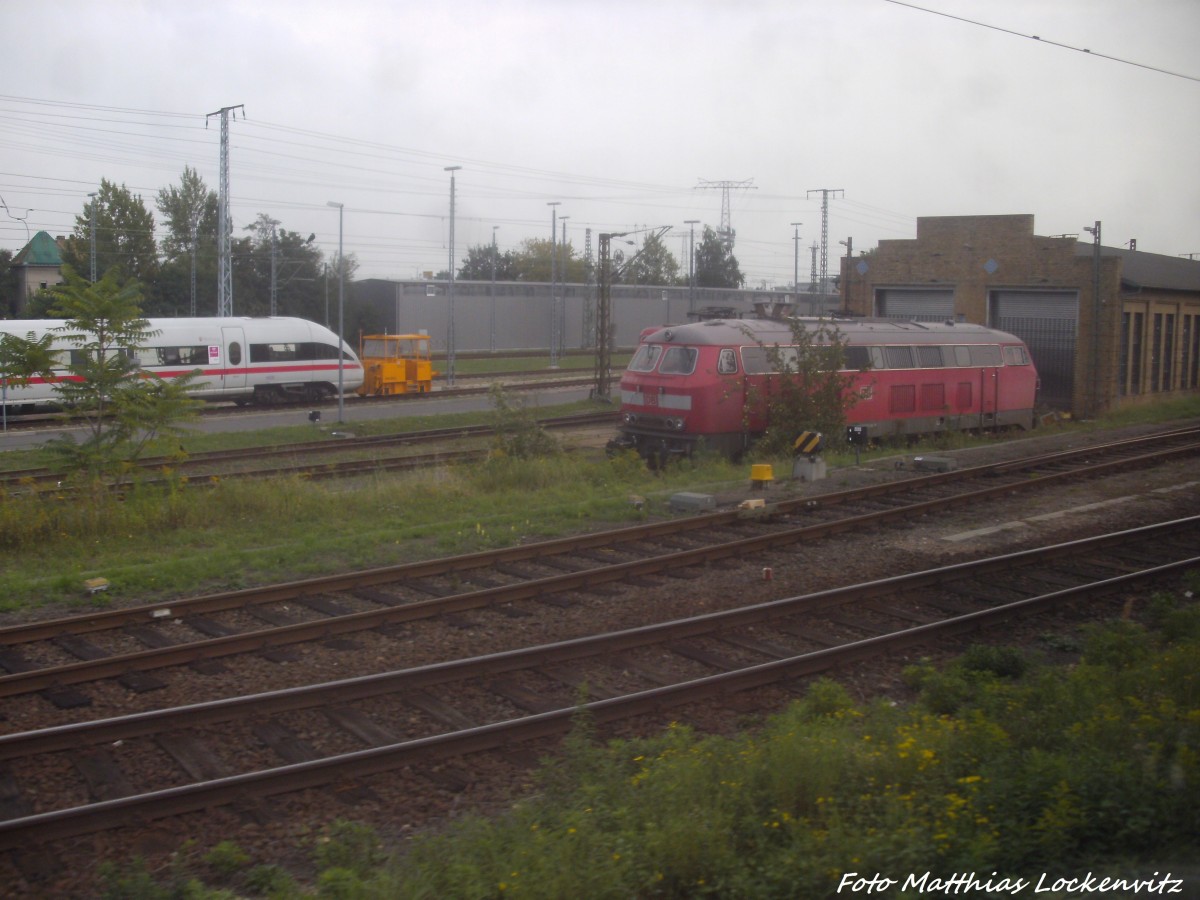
[11, 231, 64, 314]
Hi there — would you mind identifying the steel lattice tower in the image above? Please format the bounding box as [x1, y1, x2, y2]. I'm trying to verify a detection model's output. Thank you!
[207, 105, 243, 316]
[696, 179, 755, 249]
[582, 227, 595, 348]
[806, 188, 843, 296]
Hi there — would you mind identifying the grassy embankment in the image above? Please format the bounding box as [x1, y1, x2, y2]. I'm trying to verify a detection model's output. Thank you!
[0, 393, 1196, 617]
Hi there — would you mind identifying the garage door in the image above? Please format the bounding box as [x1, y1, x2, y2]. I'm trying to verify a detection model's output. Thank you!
[875, 288, 955, 321]
[990, 290, 1078, 410]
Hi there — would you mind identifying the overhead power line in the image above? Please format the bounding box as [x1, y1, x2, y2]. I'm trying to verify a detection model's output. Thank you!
[884, 0, 1200, 83]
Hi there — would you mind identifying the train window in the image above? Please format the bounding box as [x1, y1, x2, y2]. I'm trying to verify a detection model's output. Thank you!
[658, 346, 698, 375]
[952, 346, 972, 367]
[883, 346, 915, 369]
[869, 346, 886, 369]
[1002, 345, 1029, 365]
[628, 344, 663, 372]
[969, 345, 1002, 366]
[153, 346, 208, 366]
[228, 342, 242, 365]
[843, 346, 871, 370]
[741, 346, 771, 374]
[916, 346, 944, 367]
[69, 348, 132, 366]
[251, 343, 301, 363]
[717, 348, 738, 374]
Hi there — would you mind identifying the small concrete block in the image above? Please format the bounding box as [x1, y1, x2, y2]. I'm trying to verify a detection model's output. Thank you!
[913, 456, 958, 473]
[791, 458, 827, 481]
[669, 492, 716, 512]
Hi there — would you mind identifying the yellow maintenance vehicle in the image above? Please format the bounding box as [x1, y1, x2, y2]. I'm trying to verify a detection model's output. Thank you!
[355, 333, 437, 395]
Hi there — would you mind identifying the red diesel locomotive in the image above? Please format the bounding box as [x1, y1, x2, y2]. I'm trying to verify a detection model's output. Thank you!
[610, 317, 1039, 461]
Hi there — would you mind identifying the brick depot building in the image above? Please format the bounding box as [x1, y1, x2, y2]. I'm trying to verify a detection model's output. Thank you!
[839, 214, 1200, 418]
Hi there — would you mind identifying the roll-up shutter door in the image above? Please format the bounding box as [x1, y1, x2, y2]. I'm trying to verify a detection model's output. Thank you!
[990, 290, 1078, 410]
[875, 289, 955, 321]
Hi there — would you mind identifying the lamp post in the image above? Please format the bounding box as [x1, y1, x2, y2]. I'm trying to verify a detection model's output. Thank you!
[684, 219, 699, 312]
[445, 166, 462, 385]
[790, 222, 803, 309]
[559, 216, 570, 356]
[490, 225, 499, 352]
[88, 191, 98, 282]
[1083, 221, 1102, 418]
[326, 201, 345, 423]
[548, 201, 561, 366]
[838, 238, 853, 317]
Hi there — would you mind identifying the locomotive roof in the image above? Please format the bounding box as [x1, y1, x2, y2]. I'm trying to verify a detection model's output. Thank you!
[641, 317, 1020, 346]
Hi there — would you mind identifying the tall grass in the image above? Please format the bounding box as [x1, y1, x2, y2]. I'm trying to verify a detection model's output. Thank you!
[0, 446, 744, 614]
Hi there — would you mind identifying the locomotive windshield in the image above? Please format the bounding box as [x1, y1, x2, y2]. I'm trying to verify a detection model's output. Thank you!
[658, 346, 698, 375]
[628, 343, 662, 372]
[628, 343, 698, 375]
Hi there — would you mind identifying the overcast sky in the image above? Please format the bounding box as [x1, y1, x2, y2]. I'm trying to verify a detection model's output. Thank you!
[1, 0, 1197, 291]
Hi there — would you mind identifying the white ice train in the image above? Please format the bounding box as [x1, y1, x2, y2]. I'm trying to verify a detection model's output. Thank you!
[0, 316, 364, 409]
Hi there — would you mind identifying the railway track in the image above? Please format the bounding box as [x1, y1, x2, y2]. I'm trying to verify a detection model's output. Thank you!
[0, 426, 1196, 705]
[0, 515, 1195, 849]
[0, 373, 596, 434]
[0, 410, 617, 489]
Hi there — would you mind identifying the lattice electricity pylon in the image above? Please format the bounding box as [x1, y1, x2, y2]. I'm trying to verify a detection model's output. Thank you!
[207, 104, 244, 316]
[696, 178, 755, 249]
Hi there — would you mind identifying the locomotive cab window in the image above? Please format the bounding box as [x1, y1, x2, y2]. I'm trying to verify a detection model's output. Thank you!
[628, 344, 663, 372]
[658, 346, 698, 375]
[1002, 345, 1030, 365]
[717, 348, 738, 374]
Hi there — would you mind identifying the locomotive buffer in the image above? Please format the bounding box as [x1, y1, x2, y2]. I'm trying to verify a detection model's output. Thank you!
[792, 430, 826, 482]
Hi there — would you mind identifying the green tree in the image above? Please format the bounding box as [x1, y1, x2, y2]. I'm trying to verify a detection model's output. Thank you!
[509, 238, 588, 283]
[694, 225, 744, 289]
[60, 179, 159, 285]
[0, 249, 20, 316]
[457, 243, 519, 281]
[748, 317, 860, 456]
[621, 230, 680, 286]
[227, 215, 328, 321]
[0, 328, 56, 423]
[153, 166, 219, 316]
[43, 266, 201, 485]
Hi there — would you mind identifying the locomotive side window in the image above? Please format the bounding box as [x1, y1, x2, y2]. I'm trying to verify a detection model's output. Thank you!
[869, 346, 886, 369]
[969, 345, 1002, 366]
[843, 346, 871, 371]
[658, 346, 698, 375]
[628, 344, 663, 372]
[717, 348, 738, 374]
[916, 345, 945, 367]
[1002, 345, 1030, 365]
[883, 346, 915, 369]
[952, 346, 972, 367]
